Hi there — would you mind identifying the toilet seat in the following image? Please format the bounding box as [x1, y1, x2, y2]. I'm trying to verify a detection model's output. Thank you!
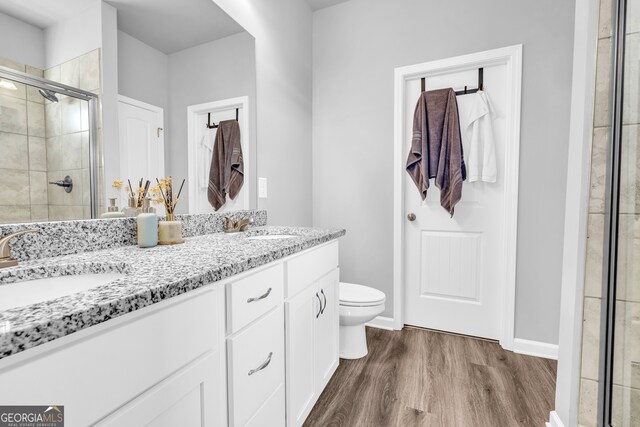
[339, 282, 386, 307]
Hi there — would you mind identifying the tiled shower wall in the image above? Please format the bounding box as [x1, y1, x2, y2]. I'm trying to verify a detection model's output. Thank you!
[44, 49, 101, 221]
[579, 0, 640, 425]
[0, 49, 101, 224]
[0, 58, 48, 223]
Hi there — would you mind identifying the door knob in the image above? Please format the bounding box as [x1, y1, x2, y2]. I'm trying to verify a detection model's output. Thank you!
[407, 213, 416, 221]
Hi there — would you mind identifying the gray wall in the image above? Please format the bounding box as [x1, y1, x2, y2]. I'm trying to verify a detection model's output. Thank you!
[312, 0, 575, 345]
[117, 31, 257, 212]
[44, 0, 103, 68]
[211, 0, 313, 226]
[167, 32, 257, 212]
[0, 12, 45, 69]
[117, 30, 170, 115]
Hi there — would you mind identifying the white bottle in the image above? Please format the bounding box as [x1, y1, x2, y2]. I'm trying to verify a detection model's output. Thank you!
[101, 198, 125, 218]
[137, 198, 158, 248]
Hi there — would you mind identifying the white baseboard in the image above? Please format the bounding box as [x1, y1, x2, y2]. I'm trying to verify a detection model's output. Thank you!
[366, 316, 395, 330]
[546, 411, 565, 427]
[513, 338, 558, 360]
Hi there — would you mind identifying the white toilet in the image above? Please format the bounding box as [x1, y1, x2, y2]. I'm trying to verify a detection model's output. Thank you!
[339, 282, 386, 359]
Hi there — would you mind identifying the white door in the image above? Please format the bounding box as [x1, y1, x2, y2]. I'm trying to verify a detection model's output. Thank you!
[187, 98, 250, 214]
[314, 269, 339, 391]
[403, 65, 508, 340]
[118, 96, 165, 207]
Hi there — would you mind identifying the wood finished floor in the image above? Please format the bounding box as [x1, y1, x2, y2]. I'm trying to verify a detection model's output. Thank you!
[304, 327, 556, 427]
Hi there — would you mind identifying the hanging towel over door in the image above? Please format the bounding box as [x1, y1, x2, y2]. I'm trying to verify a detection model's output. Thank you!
[208, 119, 244, 211]
[457, 90, 497, 183]
[405, 88, 466, 216]
[200, 128, 215, 190]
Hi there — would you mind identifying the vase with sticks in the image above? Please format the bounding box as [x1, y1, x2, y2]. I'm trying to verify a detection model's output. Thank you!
[156, 177, 186, 245]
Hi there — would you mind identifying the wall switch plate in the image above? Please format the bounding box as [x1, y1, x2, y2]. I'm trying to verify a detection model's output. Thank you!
[258, 177, 268, 198]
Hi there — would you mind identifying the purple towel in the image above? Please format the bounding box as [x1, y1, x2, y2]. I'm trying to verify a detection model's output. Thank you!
[208, 120, 244, 211]
[405, 88, 466, 216]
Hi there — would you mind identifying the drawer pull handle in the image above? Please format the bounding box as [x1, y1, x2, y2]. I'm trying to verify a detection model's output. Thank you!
[316, 292, 322, 318]
[247, 287, 272, 303]
[248, 352, 273, 376]
[320, 289, 327, 314]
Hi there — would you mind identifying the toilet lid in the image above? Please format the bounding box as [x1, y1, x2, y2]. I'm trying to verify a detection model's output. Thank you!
[339, 282, 386, 307]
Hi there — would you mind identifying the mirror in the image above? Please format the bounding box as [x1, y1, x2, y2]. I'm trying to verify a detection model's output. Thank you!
[0, 0, 257, 224]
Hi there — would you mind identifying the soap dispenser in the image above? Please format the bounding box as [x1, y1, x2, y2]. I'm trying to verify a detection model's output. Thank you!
[101, 198, 125, 218]
[137, 198, 158, 248]
[122, 196, 138, 217]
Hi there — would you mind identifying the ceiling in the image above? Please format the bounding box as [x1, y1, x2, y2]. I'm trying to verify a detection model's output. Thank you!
[106, 0, 245, 54]
[307, 0, 351, 11]
[0, 0, 88, 28]
[0, 0, 246, 55]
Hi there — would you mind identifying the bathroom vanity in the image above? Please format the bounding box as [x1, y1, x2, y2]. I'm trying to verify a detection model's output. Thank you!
[0, 221, 343, 427]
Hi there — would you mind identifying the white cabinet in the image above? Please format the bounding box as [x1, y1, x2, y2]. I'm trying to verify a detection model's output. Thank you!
[285, 242, 340, 427]
[0, 286, 227, 427]
[0, 239, 341, 427]
[96, 352, 219, 427]
[225, 264, 286, 427]
[314, 269, 339, 391]
[227, 307, 285, 426]
[285, 284, 320, 426]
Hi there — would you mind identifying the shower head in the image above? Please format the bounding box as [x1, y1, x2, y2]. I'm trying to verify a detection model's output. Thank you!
[39, 88, 59, 103]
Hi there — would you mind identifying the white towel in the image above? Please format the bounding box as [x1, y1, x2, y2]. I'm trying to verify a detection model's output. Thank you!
[200, 128, 215, 190]
[457, 90, 497, 183]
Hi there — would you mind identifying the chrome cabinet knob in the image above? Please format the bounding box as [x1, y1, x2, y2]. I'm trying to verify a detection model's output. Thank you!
[407, 213, 416, 221]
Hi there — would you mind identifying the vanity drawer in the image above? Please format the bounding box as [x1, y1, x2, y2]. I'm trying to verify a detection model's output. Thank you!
[245, 384, 285, 427]
[285, 241, 339, 298]
[227, 263, 284, 334]
[227, 306, 285, 427]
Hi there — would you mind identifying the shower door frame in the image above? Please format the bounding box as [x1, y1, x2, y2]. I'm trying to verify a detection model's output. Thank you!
[0, 65, 101, 219]
[598, 0, 628, 424]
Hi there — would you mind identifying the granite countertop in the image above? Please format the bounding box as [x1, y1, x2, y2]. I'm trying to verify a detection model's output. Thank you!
[0, 226, 345, 360]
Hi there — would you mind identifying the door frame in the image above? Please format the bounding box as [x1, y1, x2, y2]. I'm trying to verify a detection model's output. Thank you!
[187, 96, 250, 213]
[117, 95, 165, 206]
[392, 45, 523, 350]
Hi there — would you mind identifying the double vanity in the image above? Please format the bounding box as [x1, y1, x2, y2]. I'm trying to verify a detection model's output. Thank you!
[0, 211, 344, 426]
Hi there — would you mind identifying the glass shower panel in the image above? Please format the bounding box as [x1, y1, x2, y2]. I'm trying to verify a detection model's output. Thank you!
[44, 94, 92, 221]
[610, 1, 640, 424]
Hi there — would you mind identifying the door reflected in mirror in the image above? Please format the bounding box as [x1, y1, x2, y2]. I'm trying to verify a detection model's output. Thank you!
[0, 0, 257, 224]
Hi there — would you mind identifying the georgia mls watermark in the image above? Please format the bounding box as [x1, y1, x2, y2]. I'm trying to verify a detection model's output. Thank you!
[0, 406, 64, 427]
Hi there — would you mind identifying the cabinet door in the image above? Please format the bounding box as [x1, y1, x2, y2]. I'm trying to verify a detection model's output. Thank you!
[314, 268, 340, 391]
[285, 284, 321, 427]
[95, 352, 221, 427]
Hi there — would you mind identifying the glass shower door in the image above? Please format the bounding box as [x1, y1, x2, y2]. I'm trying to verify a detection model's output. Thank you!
[603, 0, 640, 425]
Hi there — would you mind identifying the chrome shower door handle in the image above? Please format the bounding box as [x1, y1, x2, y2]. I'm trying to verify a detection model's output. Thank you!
[248, 352, 273, 376]
[247, 287, 272, 303]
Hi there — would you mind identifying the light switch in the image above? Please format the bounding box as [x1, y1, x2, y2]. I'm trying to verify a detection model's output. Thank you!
[258, 177, 268, 198]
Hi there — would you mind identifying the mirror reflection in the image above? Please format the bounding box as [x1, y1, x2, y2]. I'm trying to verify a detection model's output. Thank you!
[0, 0, 257, 224]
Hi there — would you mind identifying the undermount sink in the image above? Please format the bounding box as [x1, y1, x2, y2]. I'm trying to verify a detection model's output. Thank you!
[0, 273, 125, 311]
[246, 235, 297, 241]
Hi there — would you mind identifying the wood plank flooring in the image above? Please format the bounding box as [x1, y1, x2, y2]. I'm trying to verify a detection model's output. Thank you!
[304, 327, 557, 427]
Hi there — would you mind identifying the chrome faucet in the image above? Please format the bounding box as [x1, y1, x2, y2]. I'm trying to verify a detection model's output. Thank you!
[0, 230, 37, 269]
[224, 216, 254, 233]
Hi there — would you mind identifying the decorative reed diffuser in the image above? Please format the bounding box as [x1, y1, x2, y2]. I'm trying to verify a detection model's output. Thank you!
[123, 178, 152, 217]
[156, 177, 186, 245]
